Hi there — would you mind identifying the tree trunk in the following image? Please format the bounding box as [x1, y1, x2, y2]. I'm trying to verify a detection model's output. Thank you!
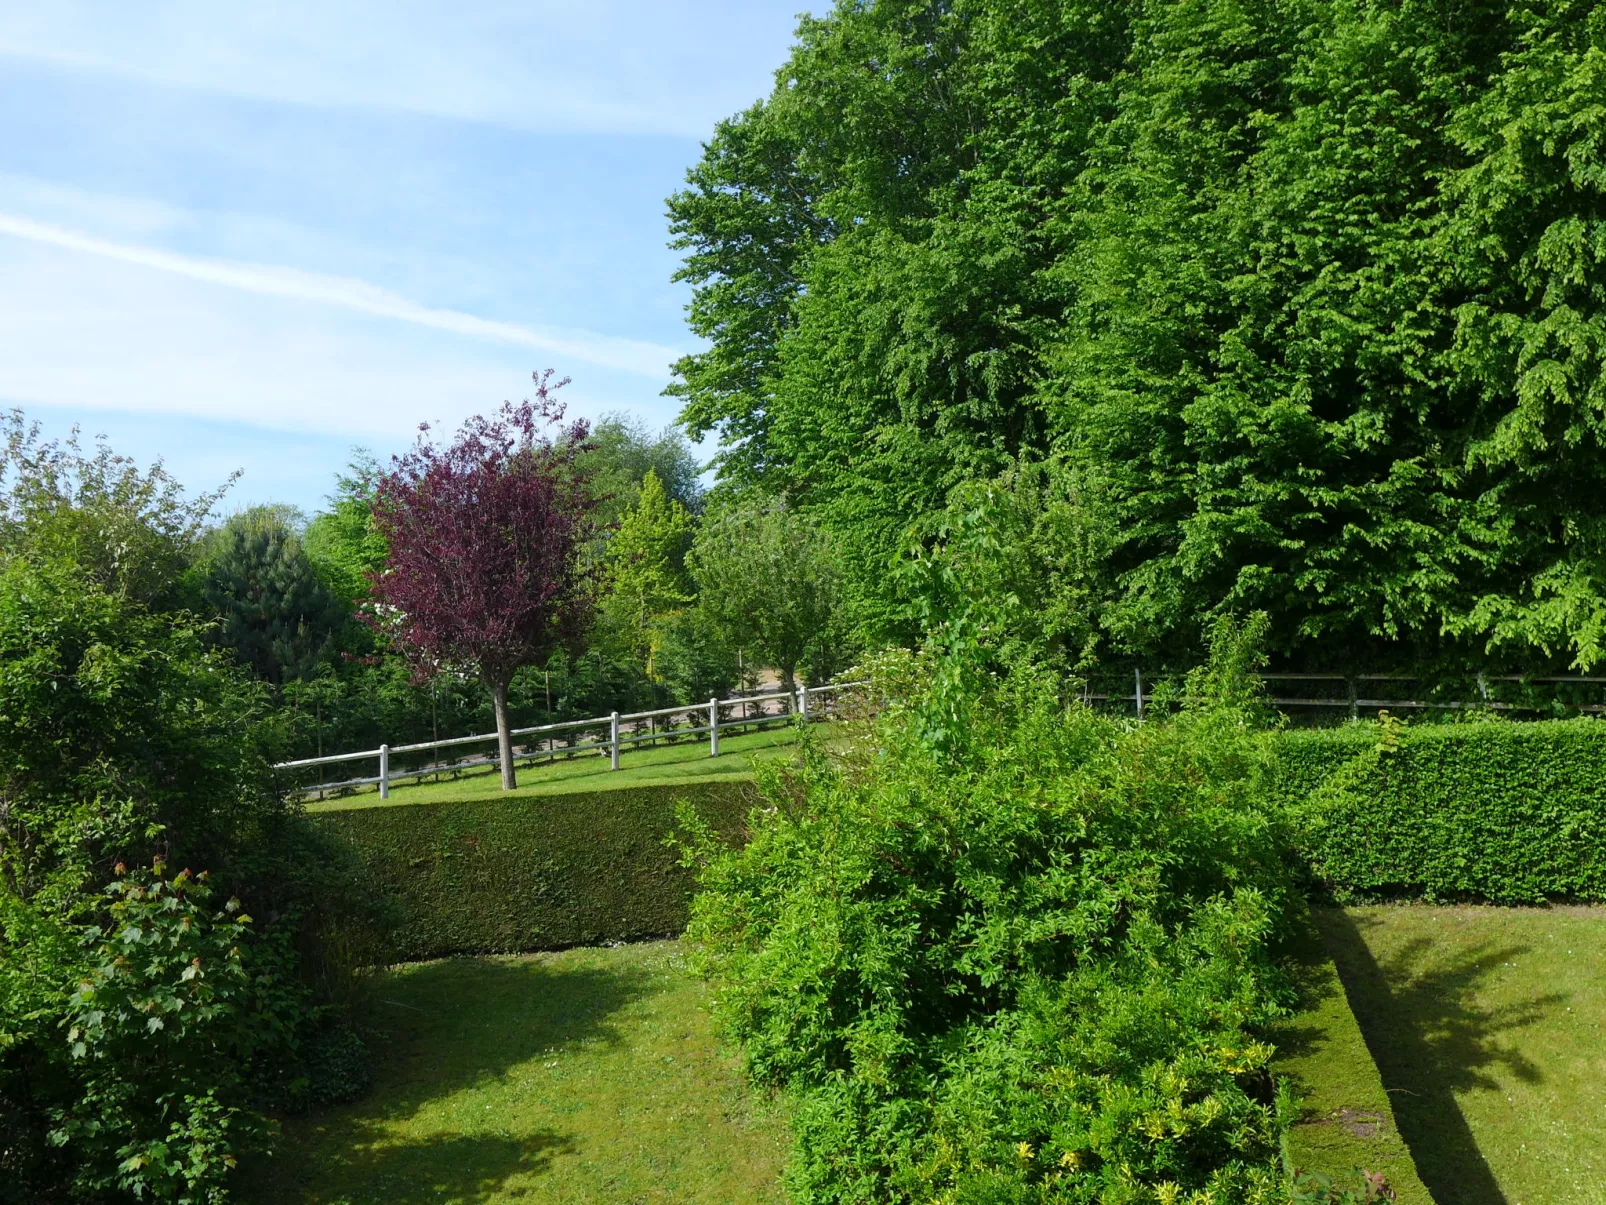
[780, 663, 797, 694]
[491, 676, 517, 791]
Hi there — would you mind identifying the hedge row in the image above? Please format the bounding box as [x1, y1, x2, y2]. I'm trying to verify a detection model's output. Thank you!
[1273, 719, 1606, 903]
[312, 781, 756, 961]
[315, 719, 1606, 958]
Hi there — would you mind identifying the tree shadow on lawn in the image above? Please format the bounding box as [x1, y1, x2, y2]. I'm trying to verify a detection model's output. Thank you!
[257, 953, 654, 1203]
[275, 1131, 576, 1205]
[1316, 909, 1566, 1205]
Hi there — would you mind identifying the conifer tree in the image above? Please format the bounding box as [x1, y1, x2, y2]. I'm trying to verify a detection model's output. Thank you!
[200, 507, 341, 686]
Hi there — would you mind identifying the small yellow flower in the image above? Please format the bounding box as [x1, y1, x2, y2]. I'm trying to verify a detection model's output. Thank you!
[1059, 1151, 1082, 1170]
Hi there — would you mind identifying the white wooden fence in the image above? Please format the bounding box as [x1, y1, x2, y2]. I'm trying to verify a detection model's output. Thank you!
[1099, 671, 1606, 721]
[274, 682, 863, 799]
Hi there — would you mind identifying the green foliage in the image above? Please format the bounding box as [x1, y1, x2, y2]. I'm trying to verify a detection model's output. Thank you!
[598, 469, 696, 679]
[302, 455, 388, 614]
[0, 423, 384, 1201]
[577, 414, 704, 528]
[689, 499, 850, 688]
[670, 0, 1606, 671]
[0, 556, 273, 909]
[654, 604, 743, 704]
[678, 637, 1299, 1203]
[1291, 1169, 1399, 1204]
[51, 860, 304, 1204]
[313, 782, 755, 961]
[898, 463, 1117, 674]
[1280, 718, 1606, 903]
[0, 409, 229, 611]
[199, 506, 343, 687]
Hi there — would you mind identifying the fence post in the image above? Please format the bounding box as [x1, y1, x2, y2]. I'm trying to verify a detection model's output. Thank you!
[709, 697, 720, 758]
[609, 711, 620, 770]
[378, 744, 390, 799]
[1134, 670, 1144, 724]
[798, 683, 809, 721]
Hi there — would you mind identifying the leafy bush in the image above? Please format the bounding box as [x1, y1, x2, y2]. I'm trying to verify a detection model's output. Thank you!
[0, 553, 384, 1199]
[51, 861, 304, 1204]
[1291, 1169, 1397, 1204]
[679, 631, 1300, 1203]
[1282, 717, 1606, 903]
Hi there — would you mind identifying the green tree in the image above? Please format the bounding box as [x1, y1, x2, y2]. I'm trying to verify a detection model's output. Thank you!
[688, 500, 846, 690]
[669, 0, 1606, 674]
[577, 414, 704, 528]
[600, 469, 696, 679]
[0, 409, 232, 610]
[303, 454, 388, 612]
[199, 506, 343, 687]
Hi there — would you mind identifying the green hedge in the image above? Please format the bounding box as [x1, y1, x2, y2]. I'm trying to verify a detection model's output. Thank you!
[1273, 719, 1606, 903]
[312, 781, 756, 961]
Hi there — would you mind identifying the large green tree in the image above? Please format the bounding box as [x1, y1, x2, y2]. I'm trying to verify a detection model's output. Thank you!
[670, 0, 1606, 672]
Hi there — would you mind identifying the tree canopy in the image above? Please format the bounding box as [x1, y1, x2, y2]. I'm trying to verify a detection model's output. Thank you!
[669, 0, 1606, 672]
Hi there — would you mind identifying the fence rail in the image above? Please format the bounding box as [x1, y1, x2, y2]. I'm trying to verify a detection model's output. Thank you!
[274, 682, 864, 799]
[1093, 670, 1606, 722]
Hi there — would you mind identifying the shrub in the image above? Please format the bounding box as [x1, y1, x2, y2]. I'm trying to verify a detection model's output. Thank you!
[1284, 717, 1606, 903]
[51, 861, 304, 1204]
[0, 555, 383, 1199]
[679, 635, 1300, 1203]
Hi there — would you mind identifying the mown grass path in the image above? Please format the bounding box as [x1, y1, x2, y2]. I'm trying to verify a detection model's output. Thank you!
[252, 942, 788, 1204]
[1322, 905, 1606, 1205]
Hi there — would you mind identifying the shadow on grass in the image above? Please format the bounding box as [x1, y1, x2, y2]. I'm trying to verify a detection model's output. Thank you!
[1317, 909, 1566, 1205]
[258, 954, 654, 1203]
[288, 1132, 576, 1205]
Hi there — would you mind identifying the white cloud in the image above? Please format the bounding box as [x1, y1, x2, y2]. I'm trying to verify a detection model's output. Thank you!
[0, 1, 803, 137]
[0, 237, 678, 439]
[0, 212, 683, 379]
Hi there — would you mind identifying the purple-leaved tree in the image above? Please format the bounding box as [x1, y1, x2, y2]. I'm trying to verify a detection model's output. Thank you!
[368, 372, 596, 789]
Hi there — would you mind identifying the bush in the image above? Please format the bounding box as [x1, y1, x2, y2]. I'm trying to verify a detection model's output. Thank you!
[51, 861, 304, 1205]
[678, 637, 1300, 1203]
[1283, 717, 1606, 903]
[314, 781, 756, 960]
[0, 555, 382, 1200]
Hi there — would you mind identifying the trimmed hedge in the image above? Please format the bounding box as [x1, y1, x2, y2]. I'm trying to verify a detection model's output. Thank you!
[315, 719, 1606, 959]
[1274, 719, 1606, 903]
[312, 781, 756, 961]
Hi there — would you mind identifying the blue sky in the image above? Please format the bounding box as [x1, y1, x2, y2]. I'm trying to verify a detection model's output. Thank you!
[0, 2, 812, 513]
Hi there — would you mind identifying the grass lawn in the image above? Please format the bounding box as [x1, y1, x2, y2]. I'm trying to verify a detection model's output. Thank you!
[1269, 912, 1433, 1202]
[1318, 905, 1606, 1205]
[306, 725, 806, 813]
[251, 941, 789, 1204]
